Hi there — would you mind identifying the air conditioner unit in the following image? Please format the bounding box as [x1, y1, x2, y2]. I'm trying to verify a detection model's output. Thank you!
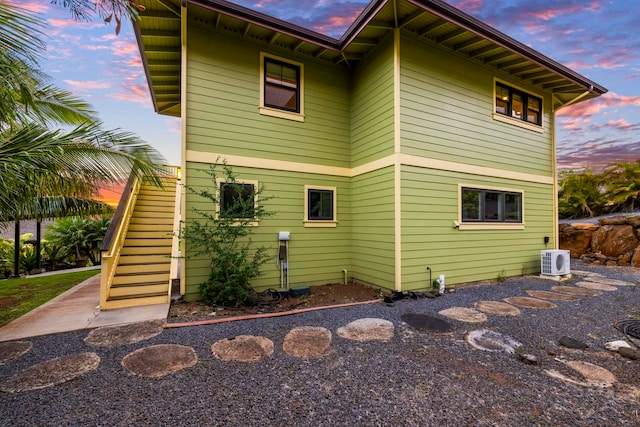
[541, 250, 570, 276]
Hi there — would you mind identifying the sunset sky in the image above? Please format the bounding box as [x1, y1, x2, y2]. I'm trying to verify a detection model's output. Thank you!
[18, 0, 640, 171]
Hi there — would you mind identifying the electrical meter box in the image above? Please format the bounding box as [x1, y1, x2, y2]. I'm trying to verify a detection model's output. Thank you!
[278, 231, 290, 241]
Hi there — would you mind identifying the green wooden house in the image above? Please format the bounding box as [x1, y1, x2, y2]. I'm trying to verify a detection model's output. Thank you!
[131, 0, 606, 301]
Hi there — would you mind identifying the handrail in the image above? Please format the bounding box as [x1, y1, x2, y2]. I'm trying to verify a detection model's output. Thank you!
[101, 172, 137, 252]
[100, 172, 141, 308]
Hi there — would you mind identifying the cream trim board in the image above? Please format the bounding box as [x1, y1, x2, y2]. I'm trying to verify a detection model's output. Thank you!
[304, 185, 337, 227]
[215, 177, 260, 226]
[493, 77, 544, 131]
[260, 52, 305, 121]
[186, 151, 553, 185]
[457, 183, 526, 230]
[398, 154, 553, 185]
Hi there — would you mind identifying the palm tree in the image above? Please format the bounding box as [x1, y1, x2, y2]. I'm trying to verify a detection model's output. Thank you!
[557, 168, 607, 219]
[1, 2, 166, 274]
[603, 160, 640, 212]
[51, 0, 146, 34]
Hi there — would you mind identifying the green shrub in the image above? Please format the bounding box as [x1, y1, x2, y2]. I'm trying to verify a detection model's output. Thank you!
[181, 163, 273, 307]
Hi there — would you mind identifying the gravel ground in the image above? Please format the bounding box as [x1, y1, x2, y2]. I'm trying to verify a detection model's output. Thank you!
[1, 260, 639, 426]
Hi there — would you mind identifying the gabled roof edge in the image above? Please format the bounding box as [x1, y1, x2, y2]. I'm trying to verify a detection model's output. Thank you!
[406, 0, 607, 95]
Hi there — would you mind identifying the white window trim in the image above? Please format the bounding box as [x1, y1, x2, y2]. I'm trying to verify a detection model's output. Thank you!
[259, 52, 305, 122]
[216, 178, 260, 226]
[456, 183, 525, 231]
[304, 185, 337, 228]
[493, 78, 544, 133]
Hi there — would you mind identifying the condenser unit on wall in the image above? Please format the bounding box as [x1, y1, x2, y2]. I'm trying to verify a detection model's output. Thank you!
[541, 250, 570, 276]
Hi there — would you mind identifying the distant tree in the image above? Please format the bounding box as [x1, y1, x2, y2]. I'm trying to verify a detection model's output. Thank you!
[557, 168, 607, 219]
[51, 0, 146, 34]
[602, 160, 640, 212]
[0, 2, 165, 225]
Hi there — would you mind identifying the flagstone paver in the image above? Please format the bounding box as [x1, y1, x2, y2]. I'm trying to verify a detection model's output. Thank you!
[211, 335, 274, 362]
[0, 341, 32, 365]
[574, 281, 618, 291]
[525, 290, 580, 301]
[336, 318, 394, 341]
[122, 344, 197, 377]
[465, 329, 522, 353]
[474, 300, 521, 316]
[545, 359, 617, 388]
[0, 352, 99, 393]
[582, 276, 635, 287]
[551, 286, 602, 296]
[438, 307, 488, 323]
[84, 320, 164, 347]
[282, 326, 332, 358]
[502, 297, 557, 309]
[400, 313, 452, 333]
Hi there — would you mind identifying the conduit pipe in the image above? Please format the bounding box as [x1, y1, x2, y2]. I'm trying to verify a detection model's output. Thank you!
[342, 269, 348, 285]
[162, 298, 381, 329]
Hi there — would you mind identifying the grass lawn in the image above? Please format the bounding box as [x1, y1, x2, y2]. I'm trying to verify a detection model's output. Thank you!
[0, 269, 100, 327]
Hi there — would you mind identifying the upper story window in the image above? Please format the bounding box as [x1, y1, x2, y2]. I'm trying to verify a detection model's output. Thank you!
[495, 82, 542, 127]
[260, 53, 304, 122]
[461, 187, 522, 223]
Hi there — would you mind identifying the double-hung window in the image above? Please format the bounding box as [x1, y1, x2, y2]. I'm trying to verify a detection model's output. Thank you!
[260, 53, 304, 121]
[461, 187, 523, 224]
[495, 82, 542, 127]
[304, 185, 337, 227]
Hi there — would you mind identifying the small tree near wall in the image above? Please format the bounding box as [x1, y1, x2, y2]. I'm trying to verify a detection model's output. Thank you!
[181, 163, 272, 307]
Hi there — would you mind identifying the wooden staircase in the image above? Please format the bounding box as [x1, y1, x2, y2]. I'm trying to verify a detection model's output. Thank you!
[104, 178, 177, 309]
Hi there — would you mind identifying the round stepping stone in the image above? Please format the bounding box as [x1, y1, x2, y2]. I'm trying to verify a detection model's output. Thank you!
[283, 326, 332, 358]
[574, 281, 618, 291]
[0, 341, 32, 365]
[84, 320, 164, 348]
[211, 335, 274, 362]
[465, 329, 522, 353]
[474, 301, 521, 316]
[551, 286, 601, 296]
[400, 313, 452, 333]
[525, 290, 580, 301]
[122, 344, 197, 377]
[438, 307, 487, 323]
[545, 359, 616, 388]
[582, 276, 634, 287]
[336, 318, 394, 341]
[0, 352, 100, 393]
[503, 297, 557, 309]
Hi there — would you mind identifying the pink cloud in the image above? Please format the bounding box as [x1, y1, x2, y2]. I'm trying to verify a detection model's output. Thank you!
[605, 119, 633, 129]
[110, 83, 149, 104]
[531, 1, 602, 20]
[63, 79, 111, 90]
[557, 92, 640, 118]
[7, 0, 49, 13]
[450, 0, 484, 14]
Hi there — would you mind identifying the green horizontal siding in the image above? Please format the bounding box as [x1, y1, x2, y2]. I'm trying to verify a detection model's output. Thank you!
[351, 38, 395, 167]
[186, 25, 351, 168]
[400, 165, 555, 291]
[183, 161, 352, 300]
[399, 33, 553, 177]
[351, 167, 395, 290]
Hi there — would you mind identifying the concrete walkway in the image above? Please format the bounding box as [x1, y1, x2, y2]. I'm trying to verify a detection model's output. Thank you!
[0, 272, 169, 342]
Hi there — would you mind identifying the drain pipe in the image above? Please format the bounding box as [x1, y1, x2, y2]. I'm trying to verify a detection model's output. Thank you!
[342, 269, 348, 285]
[426, 266, 432, 289]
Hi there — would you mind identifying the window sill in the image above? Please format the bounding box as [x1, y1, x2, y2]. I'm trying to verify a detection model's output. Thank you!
[456, 222, 524, 231]
[303, 220, 337, 228]
[259, 106, 305, 122]
[492, 113, 543, 133]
